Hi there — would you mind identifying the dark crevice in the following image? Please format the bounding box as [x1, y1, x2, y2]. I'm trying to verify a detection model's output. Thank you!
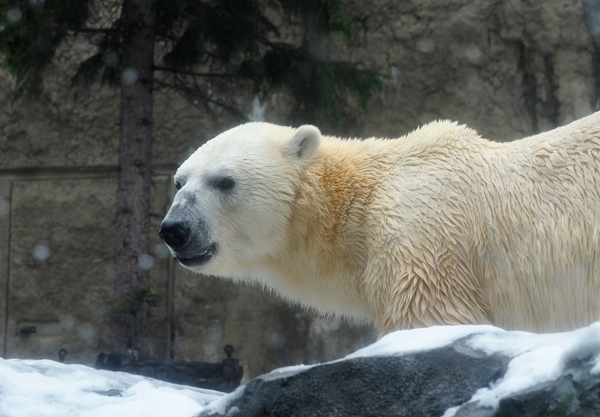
[517, 42, 561, 133]
[581, 0, 600, 111]
[592, 49, 600, 111]
[517, 42, 539, 132]
[2, 182, 13, 359]
[543, 55, 560, 128]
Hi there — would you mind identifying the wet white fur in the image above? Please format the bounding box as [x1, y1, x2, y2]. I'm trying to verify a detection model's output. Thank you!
[173, 112, 600, 335]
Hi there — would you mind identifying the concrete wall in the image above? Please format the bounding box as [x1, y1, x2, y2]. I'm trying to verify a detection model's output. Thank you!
[0, 0, 598, 381]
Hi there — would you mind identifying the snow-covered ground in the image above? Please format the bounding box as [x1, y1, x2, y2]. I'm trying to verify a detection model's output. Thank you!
[0, 358, 224, 417]
[2, 323, 600, 417]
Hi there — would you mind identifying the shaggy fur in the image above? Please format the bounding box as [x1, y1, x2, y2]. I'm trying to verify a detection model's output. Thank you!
[166, 112, 600, 335]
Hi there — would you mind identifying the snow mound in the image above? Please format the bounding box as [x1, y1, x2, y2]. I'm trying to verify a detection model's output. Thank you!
[0, 357, 224, 417]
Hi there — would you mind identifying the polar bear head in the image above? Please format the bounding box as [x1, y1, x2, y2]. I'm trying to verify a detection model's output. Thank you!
[159, 122, 322, 277]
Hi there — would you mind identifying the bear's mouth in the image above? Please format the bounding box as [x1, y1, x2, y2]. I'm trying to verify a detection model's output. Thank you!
[176, 243, 217, 267]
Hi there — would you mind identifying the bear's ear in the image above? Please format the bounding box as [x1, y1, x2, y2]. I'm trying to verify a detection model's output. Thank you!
[284, 125, 322, 164]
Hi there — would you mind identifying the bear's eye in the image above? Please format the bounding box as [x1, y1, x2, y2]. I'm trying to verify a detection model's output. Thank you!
[175, 182, 182, 191]
[215, 177, 236, 191]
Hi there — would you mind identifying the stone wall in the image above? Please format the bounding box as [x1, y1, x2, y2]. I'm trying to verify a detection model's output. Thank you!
[0, 0, 597, 381]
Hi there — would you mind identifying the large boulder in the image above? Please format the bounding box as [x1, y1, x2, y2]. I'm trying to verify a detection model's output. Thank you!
[199, 325, 600, 417]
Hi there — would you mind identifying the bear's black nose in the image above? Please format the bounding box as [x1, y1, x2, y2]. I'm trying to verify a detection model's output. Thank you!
[159, 221, 189, 248]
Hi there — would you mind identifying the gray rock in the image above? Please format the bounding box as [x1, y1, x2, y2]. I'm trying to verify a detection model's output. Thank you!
[490, 366, 600, 417]
[199, 333, 600, 417]
[199, 338, 511, 417]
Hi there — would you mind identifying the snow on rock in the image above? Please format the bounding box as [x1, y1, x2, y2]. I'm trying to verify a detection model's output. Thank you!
[199, 323, 600, 417]
[0, 358, 224, 417]
[345, 324, 502, 359]
[4, 324, 600, 417]
[349, 323, 600, 414]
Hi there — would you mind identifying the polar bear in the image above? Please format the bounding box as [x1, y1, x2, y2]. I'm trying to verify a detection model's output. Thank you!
[159, 112, 600, 335]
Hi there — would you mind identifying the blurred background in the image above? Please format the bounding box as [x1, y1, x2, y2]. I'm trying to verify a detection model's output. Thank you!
[0, 0, 597, 383]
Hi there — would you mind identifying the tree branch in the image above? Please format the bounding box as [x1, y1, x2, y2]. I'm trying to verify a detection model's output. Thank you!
[206, 97, 249, 121]
[153, 66, 236, 78]
[58, 24, 122, 35]
[73, 27, 122, 34]
[156, 73, 249, 122]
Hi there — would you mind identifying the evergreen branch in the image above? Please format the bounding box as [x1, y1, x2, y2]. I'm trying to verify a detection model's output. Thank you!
[206, 98, 249, 121]
[177, 74, 248, 121]
[153, 66, 236, 78]
[64, 27, 122, 35]
[256, 36, 302, 54]
[182, 74, 249, 121]
[158, 73, 249, 122]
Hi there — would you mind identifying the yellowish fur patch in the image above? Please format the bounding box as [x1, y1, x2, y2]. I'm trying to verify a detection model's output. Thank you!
[261, 113, 600, 335]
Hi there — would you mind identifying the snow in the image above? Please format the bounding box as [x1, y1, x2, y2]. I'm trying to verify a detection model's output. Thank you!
[345, 324, 502, 359]
[343, 323, 600, 415]
[268, 363, 314, 375]
[3, 323, 600, 416]
[201, 323, 600, 415]
[345, 322, 600, 417]
[0, 358, 224, 417]
[451, 323, 600, 415]
[197, 385, 246, 417]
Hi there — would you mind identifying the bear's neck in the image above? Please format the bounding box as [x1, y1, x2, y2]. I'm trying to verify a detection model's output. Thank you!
[268, 138, 381, 319]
